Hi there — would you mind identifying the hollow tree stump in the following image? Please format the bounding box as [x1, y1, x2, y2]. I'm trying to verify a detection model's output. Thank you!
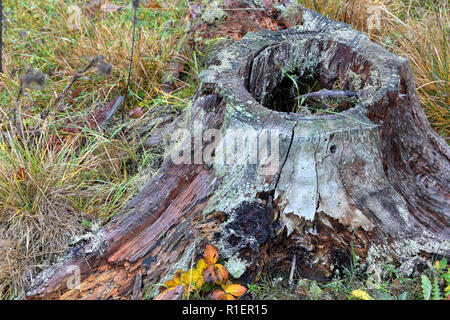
[27, 8, 449, 299]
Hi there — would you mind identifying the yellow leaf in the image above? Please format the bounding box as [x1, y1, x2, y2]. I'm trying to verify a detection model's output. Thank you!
[161, 269, 183, 290]
[181, 266, 205, 293]
[221, 280, 231, 290]
[163, 279, 179, 289]
[195, 258, 208, 273]
[224, 293, 237, 300]
[351, 289, 373, 300]
[204, 244, 219, 265]
[435, 260, 440, 270]
[222, 282, 247, 299]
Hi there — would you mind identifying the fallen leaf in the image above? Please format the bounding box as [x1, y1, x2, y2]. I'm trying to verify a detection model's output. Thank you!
[214, 264, 229, 285]
[222, 281, 247, 299]
[204, 244, 219, 265]
[68, 87, 83, 104]
[351, 289, 373, 300]
[196, 258, 208, 273]
[143, 1, 161, 9]
[203, 264, 218, 283]
[210, 289, 225, 300]
[71, 87, 83, 99]
[181, 261, 206, 294]
[129, 107, 144, 118]
[161, 269, 183, 291]
[15, 167, 27, 181]
[154, 284, 184, 300]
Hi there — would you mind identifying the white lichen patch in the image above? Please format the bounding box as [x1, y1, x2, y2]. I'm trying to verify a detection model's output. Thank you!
[291, 9, 322, 31]
[201, 1, 228, 24]
[346, 69, 364, 91]
[274, 0, 302, 19]
[69, 220, 101, 246]
[365, 234, 449, 277]
[225, 255, 248, 278]
[200, 48, 236, 85]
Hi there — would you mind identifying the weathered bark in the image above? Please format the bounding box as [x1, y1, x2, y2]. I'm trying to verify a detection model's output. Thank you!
[27, 8, 449, 300]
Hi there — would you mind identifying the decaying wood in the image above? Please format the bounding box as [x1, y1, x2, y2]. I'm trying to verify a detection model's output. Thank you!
[27, 6, 449, 300]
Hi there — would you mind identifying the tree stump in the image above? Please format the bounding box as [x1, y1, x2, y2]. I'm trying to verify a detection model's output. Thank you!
[27, 8, 449, 299]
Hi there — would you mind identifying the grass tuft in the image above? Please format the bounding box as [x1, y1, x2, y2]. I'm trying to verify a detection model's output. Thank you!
[0, 0, 193, 298]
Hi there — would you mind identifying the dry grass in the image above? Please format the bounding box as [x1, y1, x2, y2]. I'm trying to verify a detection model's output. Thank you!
[0, 128, 120, 298]
[0, 0, 192, 299]
[0, 0, 190, 112]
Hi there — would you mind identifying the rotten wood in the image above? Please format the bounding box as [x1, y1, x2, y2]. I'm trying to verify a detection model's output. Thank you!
[27, 4, 449, 300]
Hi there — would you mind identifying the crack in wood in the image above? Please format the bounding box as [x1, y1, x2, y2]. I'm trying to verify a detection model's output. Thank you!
[26, 6, 450, 299]
[313, 133, 322, 211]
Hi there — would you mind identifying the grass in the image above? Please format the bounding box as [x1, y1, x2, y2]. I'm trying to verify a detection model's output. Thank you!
[1, 0, 194, 112]
[0, 0, 447, 299]
[246, 257, 449, 300]
[0, 0, 195, 299]
[0, 127, 130, 297]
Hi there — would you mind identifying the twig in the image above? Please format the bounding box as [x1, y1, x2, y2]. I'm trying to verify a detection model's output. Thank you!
[10, 81, 24, 138]
[99, 95, 124, 128]
[51, 58, 98, 112]
[123, 0, 140, 122]
[296, 89, 359, 101]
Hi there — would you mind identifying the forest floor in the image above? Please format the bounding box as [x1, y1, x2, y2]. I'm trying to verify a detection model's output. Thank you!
[0, 0, 448, 300]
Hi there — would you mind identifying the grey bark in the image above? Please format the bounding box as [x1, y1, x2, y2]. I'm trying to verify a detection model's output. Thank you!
[27, 7, 449, 300]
